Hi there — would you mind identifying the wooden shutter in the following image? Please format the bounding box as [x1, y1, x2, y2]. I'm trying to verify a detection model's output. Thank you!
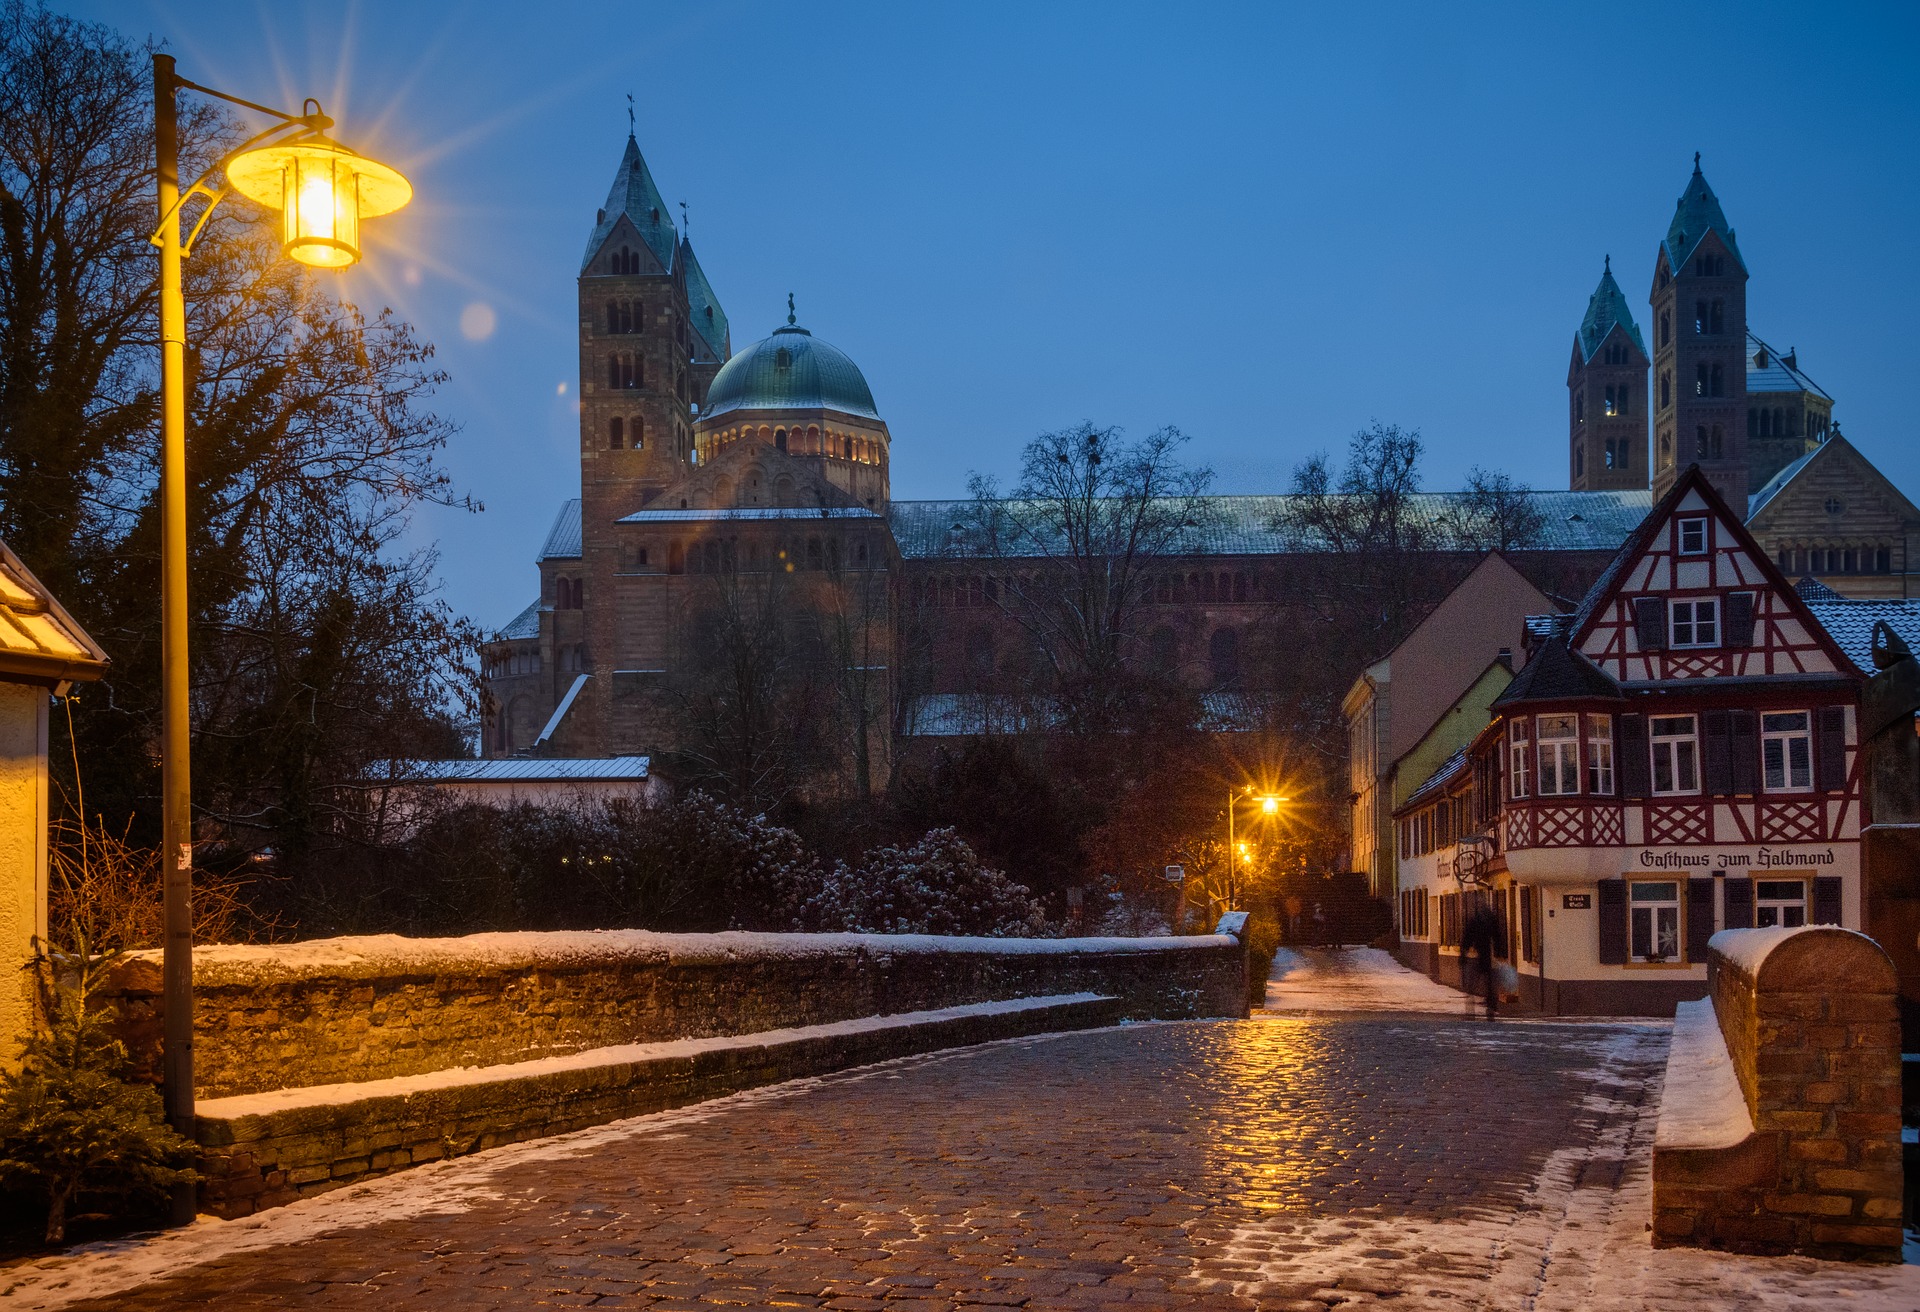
[1723, 877, 1754, 929]
[1815, 706, 1848, 791]
[1812, 876, 1843, 926]
[1728, 710, 1759, 794]
[1725, 591, 1756, 647]
[1618, 714, 1651, 798]
[1634, 597, 1668, 651]
[1597, 880, 1628, 965]
[1686, 878, 1716, 962]
[1703, 710, 1733, 795]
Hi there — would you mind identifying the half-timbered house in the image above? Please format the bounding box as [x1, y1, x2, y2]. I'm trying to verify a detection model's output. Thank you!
[1393, 465, 1864, 1015]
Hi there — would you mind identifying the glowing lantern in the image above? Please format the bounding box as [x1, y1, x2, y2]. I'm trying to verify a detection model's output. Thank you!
[224, 138, 411, 269]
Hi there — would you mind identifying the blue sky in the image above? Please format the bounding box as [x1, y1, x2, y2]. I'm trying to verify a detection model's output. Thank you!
[79, 1, 1920, 628]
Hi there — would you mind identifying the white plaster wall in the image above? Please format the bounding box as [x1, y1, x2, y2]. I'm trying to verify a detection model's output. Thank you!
[0, 683, 48, 1072]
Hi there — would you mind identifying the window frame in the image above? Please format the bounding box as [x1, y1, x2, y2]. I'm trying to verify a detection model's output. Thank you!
[1628, 880, 1683, 963]
[1535, 714, 1580, 796]
[1584, 714, 1615, 794]
[1509, 717, 1532, 800]
[1677, 517, 1709, 555]
[1650, 715, 1701, 796]
[1671, 597, 1720, 648]
[1760, 711, 1814, 793]
[1755, 878, 1809, 930]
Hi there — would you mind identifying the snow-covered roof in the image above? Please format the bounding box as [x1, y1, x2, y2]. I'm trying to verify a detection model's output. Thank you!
[889, 490, 1650, 561]
[616, 506, 884, 524]
[541, 500, 583, 560]
[381, 756, 651, 783]
[496, 599, 540, 640]
[1802, 598, 1920, 676]
[0, 538, 108, 686]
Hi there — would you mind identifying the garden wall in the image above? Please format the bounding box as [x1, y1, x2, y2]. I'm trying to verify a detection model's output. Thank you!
[104, 929, 1248, 1098]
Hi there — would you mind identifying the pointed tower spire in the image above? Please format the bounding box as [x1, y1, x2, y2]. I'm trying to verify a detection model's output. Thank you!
[580, 133, 678, 273]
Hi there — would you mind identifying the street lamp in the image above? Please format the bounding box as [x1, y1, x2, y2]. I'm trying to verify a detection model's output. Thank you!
[148, 54, 410, 1221]
[1220, 785, 1288, 913]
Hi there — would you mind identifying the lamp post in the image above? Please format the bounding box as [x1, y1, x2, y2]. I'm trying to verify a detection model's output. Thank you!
[149, 55, 410, 1222]
[1220, 786, 1287, 914]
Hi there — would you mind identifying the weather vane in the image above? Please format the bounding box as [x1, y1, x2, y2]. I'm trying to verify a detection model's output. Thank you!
[680, 200, 688, 235]
[626, 93, 635, 135]
[787, 292, 796, 326]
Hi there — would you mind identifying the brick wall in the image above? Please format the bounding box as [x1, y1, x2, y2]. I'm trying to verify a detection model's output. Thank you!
[1653, 926, 1902, 1262]
[103, 930, 1248, 1099]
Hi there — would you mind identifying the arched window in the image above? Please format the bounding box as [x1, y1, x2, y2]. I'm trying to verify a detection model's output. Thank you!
[775, 429, 787, 452]
[1660, 372, 1671, 409]
[1209, 628, 1240, 685]
[1710, 424, 1723, 457]
[631, 417, 644, 450]
[1576, 393, 1585, 422]
[1233, 573, 1249, 603]
[807, 538, 823, 570]
[609, 417, 624, 449]
[668, 541, 685, 574]
[704, 541, 722, 573]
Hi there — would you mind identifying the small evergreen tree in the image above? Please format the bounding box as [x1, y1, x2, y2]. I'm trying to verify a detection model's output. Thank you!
[0, 936, 197, 1244]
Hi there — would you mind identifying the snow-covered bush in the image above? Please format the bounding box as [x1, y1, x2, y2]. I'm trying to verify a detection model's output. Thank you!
[802, 828, 1046, 936]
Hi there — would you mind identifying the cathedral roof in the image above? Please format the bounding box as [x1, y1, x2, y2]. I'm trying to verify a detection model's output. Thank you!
[702, 317, 881, 423]
[889, 490, 1652, 560]
[581, 135, 678, 273]
[1576, 259, 1646, 362]
[540, 499, 582, 560]
[1747, 331, 1831, 399]
[681, 237, 729, 364]
[1662, 157, 1746, 275]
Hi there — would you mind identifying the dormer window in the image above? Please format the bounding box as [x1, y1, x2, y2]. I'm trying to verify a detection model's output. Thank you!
[1678, 518, 1708, 555]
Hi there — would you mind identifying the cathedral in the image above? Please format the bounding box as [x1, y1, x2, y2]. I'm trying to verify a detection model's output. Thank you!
[479, 140, 1919, 781]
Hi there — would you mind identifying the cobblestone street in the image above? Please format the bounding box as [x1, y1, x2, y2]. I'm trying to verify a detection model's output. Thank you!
[12, 991, 1916, 1311]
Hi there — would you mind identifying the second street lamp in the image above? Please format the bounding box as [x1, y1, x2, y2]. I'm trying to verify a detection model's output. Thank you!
[149, 53, 410, 1221]
[1217, 786, 1288, 916]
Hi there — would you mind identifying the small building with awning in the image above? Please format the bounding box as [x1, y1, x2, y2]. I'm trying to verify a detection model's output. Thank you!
[0, 542, 109, 1067]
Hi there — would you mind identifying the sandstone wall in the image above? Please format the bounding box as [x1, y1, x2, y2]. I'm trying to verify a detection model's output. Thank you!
[103, 930, 1248, 1098]
[1652, 925, 1902, 1262]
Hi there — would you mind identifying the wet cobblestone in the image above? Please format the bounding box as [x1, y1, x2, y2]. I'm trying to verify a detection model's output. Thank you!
[41, 1017, 1666, 1309]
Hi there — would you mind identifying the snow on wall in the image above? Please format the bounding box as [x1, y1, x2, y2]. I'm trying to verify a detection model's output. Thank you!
[1654, 999, 1754, 1151]
[1706, 924, 1881, 980]
[120, 929, 1239, 989]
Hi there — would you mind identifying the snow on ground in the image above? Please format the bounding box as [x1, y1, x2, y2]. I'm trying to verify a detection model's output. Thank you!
[1217, 1025, 1920, 1310]
[0, 1029, 1105, 1311]
[1262, 945, 1481, 1015]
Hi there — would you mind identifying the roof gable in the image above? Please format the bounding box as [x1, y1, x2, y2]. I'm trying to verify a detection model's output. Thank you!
[1570, 466, 1853, 683]
[0, 540, 108, 685]
[1746, 433, 1920, 530]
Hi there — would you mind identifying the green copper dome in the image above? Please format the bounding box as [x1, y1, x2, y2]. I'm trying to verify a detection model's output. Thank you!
[702, 321, 881, 423]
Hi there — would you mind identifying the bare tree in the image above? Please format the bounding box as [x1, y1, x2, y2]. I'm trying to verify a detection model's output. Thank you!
[1440, 465, 1546, 552]
[0, 3, 477, 850]
[960, 423, 1213, 731]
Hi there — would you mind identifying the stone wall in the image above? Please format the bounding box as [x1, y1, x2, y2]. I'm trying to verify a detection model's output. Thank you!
[103, 930, 1248, 1099]
[1651, 925, 1901, 1262]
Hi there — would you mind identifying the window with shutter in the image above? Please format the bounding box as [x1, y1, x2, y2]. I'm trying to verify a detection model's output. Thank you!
[1618, 714, 1651, 798]
[1685, 878, 1716, 962]
[1725, 591, 1756, 646]
[1634, 597, 1668, 651]
[1729, 710, 1759, 794]
[1814, 706, 1847, 791]
[1812, 876, 1843, 926]
[1702, 710, 1733, 795]
[1597, 879, 1628, 965]
[1723, 877, 1754, 929]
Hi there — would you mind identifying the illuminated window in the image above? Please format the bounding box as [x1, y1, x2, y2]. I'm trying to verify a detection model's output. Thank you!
[1509, 718, 1531, 799]
[1630, 881, 1682, 961]
[1585, 714, 1615, 794]
[1755, 879, 1807, 929]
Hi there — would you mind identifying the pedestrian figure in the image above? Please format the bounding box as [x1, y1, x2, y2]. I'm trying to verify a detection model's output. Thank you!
[1284, 894, 1303, 942]
[1310, 901, 1327, 945]
[1460, 903, 1502, 1021]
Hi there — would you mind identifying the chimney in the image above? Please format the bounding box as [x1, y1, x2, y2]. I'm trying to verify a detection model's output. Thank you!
[1497, 647, 1514, 671]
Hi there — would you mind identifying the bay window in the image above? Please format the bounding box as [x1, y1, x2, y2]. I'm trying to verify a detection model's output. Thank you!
[1509, 718, 1531, 799]
[1585, 714, 1614, 793]
[1537, 715, 1579, 795]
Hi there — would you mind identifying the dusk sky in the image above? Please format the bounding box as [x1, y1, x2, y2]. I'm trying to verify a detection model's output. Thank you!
[79, 0, 1920, 629]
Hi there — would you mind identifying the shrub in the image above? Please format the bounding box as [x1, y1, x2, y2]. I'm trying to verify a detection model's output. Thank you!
[0, 941, 197, 1244]
[802, 828, 1046, 936]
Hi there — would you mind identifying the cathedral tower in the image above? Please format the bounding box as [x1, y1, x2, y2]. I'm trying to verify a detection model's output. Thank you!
[1567, 257, 1649, 491]
[1650, 156, 1749, 506]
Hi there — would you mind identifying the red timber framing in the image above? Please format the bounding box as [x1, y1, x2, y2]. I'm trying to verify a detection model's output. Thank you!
[1391, 465, 1862, 1014]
